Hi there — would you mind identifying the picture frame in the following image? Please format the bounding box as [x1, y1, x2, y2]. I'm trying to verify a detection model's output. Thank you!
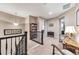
[4, 29, 22, 35]
[49, 23, 53, 27]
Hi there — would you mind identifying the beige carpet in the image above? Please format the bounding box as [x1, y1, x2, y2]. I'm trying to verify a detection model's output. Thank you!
[28, 37, 63, 55]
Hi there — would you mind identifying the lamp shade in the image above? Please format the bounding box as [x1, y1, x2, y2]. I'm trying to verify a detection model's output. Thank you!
[76, 26, 79, 33]
[65, 26, 76, 34]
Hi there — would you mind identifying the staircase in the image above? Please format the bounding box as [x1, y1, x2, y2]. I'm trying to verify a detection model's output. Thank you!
[51, 44, 75, 55]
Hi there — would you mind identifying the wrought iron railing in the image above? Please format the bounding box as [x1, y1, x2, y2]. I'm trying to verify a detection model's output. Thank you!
[51, 44, 65, 55]
[0, 32, 27, 55]
[30, 30, 44, 45]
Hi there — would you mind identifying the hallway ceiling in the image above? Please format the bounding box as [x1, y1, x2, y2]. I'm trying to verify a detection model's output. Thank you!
[0, 3, 76, 19]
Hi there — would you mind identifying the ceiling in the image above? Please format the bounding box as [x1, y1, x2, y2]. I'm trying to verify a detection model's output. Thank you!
[0, 3, 76, 19]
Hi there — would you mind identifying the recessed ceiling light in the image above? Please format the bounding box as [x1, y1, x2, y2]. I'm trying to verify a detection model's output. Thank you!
[49, 12, 53, 15]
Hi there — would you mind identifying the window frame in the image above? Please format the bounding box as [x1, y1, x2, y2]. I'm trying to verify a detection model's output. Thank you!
[76, 9, 79, 26]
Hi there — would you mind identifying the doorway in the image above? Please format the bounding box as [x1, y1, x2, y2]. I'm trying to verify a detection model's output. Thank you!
[59, 17, 65, 42]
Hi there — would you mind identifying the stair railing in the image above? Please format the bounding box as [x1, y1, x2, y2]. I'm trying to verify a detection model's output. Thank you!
[0, 32, 27, 55]
[51, 44, 65, 55]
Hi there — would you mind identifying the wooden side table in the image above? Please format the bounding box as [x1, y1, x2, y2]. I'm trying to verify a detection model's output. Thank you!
[63, 37, 79, 54]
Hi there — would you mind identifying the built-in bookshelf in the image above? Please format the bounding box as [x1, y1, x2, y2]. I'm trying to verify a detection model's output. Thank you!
[30, 23, 37, 40]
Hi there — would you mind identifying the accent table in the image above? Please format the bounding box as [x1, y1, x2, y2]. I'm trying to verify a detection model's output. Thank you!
[63, 37, 79, 54]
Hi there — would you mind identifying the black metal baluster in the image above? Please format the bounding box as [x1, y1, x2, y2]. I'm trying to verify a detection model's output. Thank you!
[0, 34, 27, 55]
[19, 37, 20, 54]
[15, 37, 17, 55]
[6, 38, 7, 55]
[41, 30, 44, 45]
[25, 32, 27, 55]
[11, 38, 12, 55]
[53, 45, 55, 55]
[0, 39, 1, 55]
[22, 37, 24, 54]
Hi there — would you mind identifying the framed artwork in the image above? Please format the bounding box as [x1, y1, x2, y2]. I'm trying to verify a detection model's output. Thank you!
[4, 29, 22, 35]
[49, 23, 53, 27]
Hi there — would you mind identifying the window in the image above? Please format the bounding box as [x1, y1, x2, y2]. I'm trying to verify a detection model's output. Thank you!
[59, 17, 65, 42]
[76, 9, 79, 26]
[59, 17, 65, 35]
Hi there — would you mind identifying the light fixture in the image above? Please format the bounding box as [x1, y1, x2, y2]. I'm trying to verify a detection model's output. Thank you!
[13, 23, 19, 26]
[48, 11, 53, 15]
[13, 12, 19, 26]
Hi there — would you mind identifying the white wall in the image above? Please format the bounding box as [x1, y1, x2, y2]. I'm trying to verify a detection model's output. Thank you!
[0, 11, 25, 37]
[45, 18, 59, 39]
[0, 21, 25, 54]
[45, 4, 79, 40]
[0, 21, 25, 37]
[37, 17, 45, 31]
[0, 12, 25, 55]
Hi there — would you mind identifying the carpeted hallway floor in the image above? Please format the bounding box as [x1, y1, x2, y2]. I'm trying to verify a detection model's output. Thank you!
[28, 37, 63, 55]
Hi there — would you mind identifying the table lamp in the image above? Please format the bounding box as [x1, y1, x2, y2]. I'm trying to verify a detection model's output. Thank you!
[65, 26, 76, 39]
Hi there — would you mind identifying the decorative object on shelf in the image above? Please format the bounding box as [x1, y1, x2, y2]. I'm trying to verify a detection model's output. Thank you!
[65, 26, 76, 39]
[4, 29, 22, 35]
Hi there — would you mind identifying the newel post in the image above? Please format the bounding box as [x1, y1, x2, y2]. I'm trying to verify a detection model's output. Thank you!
[24, 32, 27, 55]
[53, 45, 55, 55]
[41, 30, 44, 45]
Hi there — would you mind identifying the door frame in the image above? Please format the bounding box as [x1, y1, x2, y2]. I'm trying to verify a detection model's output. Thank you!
[59, 16, 65, 42]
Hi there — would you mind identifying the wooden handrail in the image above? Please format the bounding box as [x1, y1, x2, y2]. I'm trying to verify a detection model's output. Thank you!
[51, 44, 65, 55]
[0, 34, 24, 40]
